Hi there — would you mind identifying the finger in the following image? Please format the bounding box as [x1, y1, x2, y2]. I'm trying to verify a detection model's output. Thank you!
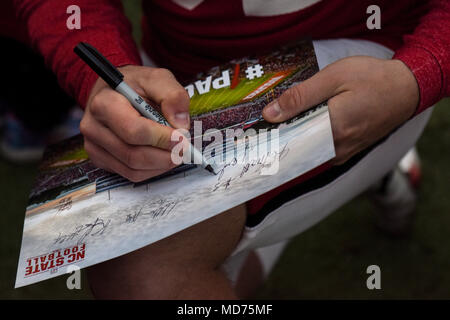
[90, 89, 176, 150]
[81, 113, 176, 171]
[262, 63, 344, 123]
[327, 91, 376, 165]
[133, 68, 191, 129]
[84, 139, 173, 183]
[326, 92, 359, 164]
[326, 93, 352, 146]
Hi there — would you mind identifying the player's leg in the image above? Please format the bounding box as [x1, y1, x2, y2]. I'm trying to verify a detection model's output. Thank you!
[228, 241, 288, 299]
[87, 203, 246, 299]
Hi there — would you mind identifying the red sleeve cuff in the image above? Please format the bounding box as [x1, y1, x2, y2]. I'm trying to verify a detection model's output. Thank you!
[393, 45, 443, 115]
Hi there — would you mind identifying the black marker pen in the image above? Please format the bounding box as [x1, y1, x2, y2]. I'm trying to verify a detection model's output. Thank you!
[74, 42, 216, 175]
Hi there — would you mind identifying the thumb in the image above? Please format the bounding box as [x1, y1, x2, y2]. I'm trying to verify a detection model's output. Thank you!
[159, 87, 191, 130]
[262, 65, 341, 123]
[127, 66, 191, 129]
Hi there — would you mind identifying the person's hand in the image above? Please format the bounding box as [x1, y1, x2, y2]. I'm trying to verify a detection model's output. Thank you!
[262, 56, 419, 165]
[80, 65, 190, 182]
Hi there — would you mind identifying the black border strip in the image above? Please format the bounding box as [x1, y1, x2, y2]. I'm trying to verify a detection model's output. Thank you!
[245, 135, 388, 228]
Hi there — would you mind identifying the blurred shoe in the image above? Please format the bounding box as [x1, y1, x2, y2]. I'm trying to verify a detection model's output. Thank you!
[368, 147, 421, 237]
[47, 107, 82, 144]
[0, 113, 46, 163]
[398, 147, 422, 189]
[0, 107, 82, 164]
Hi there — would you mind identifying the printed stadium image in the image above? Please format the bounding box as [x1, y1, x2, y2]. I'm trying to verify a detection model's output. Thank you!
[26, 40, 320, 217]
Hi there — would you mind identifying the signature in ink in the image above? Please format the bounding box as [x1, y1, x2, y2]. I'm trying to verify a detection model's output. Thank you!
[124, 198, 181, 224]
[212, 144, 289, 192]
[53, 217, 111, 246]
[125, 207, 142, 223]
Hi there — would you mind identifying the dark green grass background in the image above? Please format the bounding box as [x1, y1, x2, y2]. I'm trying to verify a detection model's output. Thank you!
[1, 1, 449, 299]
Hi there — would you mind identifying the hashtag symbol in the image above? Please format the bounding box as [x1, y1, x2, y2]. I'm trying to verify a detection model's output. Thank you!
[245, 64, 264, 80]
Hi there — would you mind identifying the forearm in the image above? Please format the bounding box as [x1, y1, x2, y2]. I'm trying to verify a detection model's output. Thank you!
[393, 0, 450, 114]
[13, 0, 142, 108]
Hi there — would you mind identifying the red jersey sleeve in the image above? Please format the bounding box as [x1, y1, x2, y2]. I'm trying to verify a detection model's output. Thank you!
[393, 0, 450, 114]
[13, 0, 142, 108]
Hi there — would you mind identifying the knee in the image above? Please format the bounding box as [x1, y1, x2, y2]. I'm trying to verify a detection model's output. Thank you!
[87, 258, 195, 299]
[87, 204, 247, 299]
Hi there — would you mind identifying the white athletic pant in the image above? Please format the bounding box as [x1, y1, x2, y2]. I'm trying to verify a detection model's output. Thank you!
[222, 39, 433, 282]
[143, 39, 433, 281]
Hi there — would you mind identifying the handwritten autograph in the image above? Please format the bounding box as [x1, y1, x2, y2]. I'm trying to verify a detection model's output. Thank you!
[53, 217, 110, 246]
[213, 144, 289, 192]
[124, 198, 181, 224]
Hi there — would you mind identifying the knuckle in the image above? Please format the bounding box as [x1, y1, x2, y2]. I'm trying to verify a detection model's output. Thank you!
[89, 94, 103, 116]
[79, 118, 89, 136]
[124, 169, 145, 183]
[90, 90, 127, 116]
[167, 87, 189, 103]
[327, 96, 339, 109]
[282, 86, 304, 111]
[110, 92, 128, 106]
[121, 121, 141, 145]
[124, 148, 143, 170]
[152, 130, 170, 149]
[151, 133, 165, 149]
[333, 122, 352, 143]
[151, 67, 173, 79]
[333, 124, 345, 142]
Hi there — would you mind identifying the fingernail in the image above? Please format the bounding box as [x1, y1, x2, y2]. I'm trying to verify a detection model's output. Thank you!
[264, 101, 281, 119]
[174, 112, 190, 129]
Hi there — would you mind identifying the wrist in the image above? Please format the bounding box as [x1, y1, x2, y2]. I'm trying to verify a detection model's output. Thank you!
[390, 59, 420, 119]
[393, 46, 443, 114]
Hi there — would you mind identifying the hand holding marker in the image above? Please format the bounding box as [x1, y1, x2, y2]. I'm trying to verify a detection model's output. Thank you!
[74, 42, 217, 175]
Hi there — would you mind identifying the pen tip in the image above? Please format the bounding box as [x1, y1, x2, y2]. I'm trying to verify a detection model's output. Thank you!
[205, 164, 217, 175]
